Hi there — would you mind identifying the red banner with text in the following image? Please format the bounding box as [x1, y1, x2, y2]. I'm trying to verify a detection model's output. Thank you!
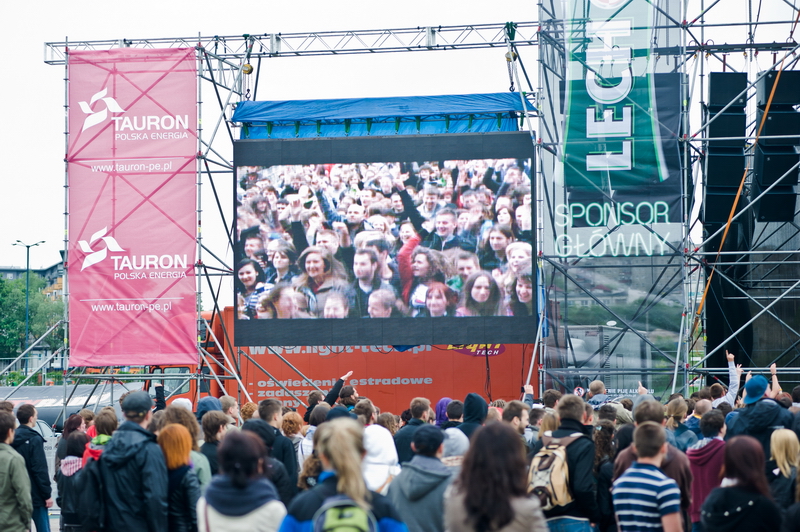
[67, 48, 197, 366]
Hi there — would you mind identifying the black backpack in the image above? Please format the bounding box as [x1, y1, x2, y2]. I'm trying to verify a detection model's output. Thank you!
[74, 455, 106, 531]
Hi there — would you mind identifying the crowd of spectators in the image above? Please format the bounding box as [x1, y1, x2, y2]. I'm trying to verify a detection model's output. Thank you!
[5, 351, 800, 531]
[235, 159, 533, 320]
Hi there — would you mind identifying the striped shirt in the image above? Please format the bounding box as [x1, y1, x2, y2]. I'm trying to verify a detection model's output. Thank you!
[612, 462, 681, 531]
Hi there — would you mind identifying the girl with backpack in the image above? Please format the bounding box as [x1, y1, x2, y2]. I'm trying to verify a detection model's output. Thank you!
[278, 417, 408, 532]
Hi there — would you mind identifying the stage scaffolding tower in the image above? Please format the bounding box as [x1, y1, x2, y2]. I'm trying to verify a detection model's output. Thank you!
[41, 7, 800, 404]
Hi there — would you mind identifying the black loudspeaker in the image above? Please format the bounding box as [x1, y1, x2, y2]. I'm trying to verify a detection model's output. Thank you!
[754, 145, 800, 186]
[706, 110, 746, 147]
[706, 148, 745, 187]
[751, 180, 796, 222]
[757, 70, 800, 107]
[709, 72, 748, 109]
[756, 108, 800, 146]
[704, 189, 743, 223]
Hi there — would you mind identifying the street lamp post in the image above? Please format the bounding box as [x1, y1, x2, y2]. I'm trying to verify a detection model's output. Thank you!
[13, 240, 44, 374]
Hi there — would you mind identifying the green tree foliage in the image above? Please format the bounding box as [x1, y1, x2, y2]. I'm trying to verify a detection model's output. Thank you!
[565, 298, 681, 332]
[0, 274, 63, 358]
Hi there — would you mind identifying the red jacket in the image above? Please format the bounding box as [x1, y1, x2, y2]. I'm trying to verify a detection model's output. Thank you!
[687, 438, 726, 524]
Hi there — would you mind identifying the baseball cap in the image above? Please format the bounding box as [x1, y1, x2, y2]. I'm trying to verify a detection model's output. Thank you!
[412, 424, 444, 456]
[743, 375, 768, 405]
[121, 391, 154, 416]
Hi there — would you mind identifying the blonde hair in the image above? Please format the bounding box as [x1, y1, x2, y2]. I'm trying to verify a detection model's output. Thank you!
[315, 417, 369, 509]
[665, 398, 687, 431]
[541, 413, 559, 433]
[771, 428, 800, 479]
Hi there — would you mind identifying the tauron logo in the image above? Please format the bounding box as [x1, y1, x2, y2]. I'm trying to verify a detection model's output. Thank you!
[78, 88, 125, 132]
[78, 227, 125, 271]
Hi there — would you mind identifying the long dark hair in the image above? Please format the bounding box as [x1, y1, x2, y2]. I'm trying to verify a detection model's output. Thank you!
[455, 422, 527, 532]
[724, 436, 771, 498]
[593, 420, 615, 474]
[62, 414, 84, 440]
[218, 430, 266, 489]
[460, 271, 502, 317]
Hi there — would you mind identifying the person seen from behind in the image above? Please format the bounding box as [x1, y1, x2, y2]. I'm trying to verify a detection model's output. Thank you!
[12, 404, 52, 532]
[700, 435, 782, 531]
[388, 424, 453, 532]
[198, 430, 287, 532]
[686, 410, 726, 532]
[612, 422, 682, 532]
[56, 432, 89, 531]
[158, 423, 201, 532]
[279, 417, 408, 531]
[100, 391, 168, 532]
[767, 428, 799, 511]
[445, 422, 548, 532]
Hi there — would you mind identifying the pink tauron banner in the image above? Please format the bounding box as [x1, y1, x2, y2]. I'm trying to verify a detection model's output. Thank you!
[67, 48, 198, 366]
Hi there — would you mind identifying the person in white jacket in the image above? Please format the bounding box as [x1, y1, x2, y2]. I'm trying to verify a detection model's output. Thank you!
[356, 399, 401, 494]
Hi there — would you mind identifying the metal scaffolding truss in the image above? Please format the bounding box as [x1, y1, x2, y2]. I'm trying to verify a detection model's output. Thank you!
[535, 0, 800, 398]
[44, 23, 539, 65]
[41, 8, 800, 403]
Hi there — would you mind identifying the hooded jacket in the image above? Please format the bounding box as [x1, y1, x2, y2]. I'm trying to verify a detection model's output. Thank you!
[198, 476, 285, 532]
[56, 455, 83, 525]
[687, 438, 726, 523]
[363, 424, 400, 494]
[100, 420, 168, 532]
[701, 486, 781, 532]
[11, 424, 51, 507]
[725, 398, 794, 456]
[195, 396, 223, 424]
[387, 454, 453, 532]
[458, 393, 488, 440]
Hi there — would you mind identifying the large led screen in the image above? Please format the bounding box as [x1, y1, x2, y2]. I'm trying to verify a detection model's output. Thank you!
[233, 132, 536, 345]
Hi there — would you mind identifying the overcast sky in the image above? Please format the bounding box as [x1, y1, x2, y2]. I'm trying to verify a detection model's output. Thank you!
[0, 0, 794, 308]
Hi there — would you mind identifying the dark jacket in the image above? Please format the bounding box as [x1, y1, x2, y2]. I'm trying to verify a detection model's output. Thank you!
[701, 486, 782, 532]
[167, 466, 201, 532]
[387, 454, 453, 532]
[767, 460, 797, 510]
[458, 393, 488, 440]
[200, 440, 219, 475]
[267, 424, 298, 495]
[304, 378, 345, 423]
[530, 418, 600, 523]
[11, 424, 51, 507]
[100, 420, 168, 532]
[782, 501, 800, 532]
[55, 457, 83, 527]
[241, 419, 298, 505]
[266, 456, 295, 507]
[394, 418, 425, 464]
[279, 472, 408, 532]
[596, 458, 615, 532]
[726, 398, 794, 456]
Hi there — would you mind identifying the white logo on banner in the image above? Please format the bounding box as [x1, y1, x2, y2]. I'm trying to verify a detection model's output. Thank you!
[78, 88, 126, 132]
[78, 227, 125, 271]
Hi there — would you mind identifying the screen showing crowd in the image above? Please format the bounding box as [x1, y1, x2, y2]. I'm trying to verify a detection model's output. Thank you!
[235, 158, 533, 321]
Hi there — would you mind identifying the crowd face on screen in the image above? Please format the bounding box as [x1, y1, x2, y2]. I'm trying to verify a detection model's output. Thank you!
[234, 159, 533, 320]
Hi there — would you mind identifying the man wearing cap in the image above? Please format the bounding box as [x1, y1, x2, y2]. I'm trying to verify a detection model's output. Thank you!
[725, 371, 793, 456]
[388, 424, 453, 532]
[100, 391, 168, 532]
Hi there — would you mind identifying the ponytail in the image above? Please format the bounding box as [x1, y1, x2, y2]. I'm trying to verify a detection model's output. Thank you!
[316, 418, 370, 508]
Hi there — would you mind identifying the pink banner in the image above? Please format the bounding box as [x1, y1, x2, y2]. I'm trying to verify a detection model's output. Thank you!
[67, 48, 197, 366]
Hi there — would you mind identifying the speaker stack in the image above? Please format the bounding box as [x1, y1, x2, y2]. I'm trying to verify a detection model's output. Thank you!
[751, 70, 800, 222]
[703, 72, 747, 225]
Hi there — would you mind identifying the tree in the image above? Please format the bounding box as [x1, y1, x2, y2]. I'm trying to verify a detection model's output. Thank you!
[0, 274, 63, 359]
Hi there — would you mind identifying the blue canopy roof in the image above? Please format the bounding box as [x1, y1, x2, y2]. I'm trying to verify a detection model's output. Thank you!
[232, 92, 535, 139]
